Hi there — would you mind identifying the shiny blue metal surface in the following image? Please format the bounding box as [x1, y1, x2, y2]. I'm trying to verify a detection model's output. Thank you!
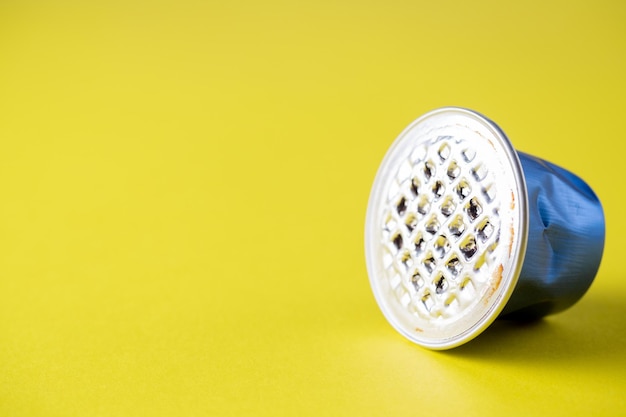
[501, 153, 605, 319]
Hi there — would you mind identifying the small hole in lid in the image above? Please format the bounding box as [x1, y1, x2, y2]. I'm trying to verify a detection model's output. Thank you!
[392, 233, 403, 251]
[434, 273, 448, 294]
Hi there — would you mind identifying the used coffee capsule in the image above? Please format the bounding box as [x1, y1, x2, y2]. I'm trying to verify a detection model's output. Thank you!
[364, 107, 605, 349]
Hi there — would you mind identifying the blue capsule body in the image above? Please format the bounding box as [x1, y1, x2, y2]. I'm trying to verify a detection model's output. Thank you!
[501, 153, 605, 319]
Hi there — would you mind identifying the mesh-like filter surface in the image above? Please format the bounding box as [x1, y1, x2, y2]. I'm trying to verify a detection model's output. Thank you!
[366, 108, 526, 349]
[382, 135, 503, 319]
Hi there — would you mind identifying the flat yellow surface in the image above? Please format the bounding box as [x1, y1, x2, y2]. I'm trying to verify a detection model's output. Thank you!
[1, 1, 624, 415]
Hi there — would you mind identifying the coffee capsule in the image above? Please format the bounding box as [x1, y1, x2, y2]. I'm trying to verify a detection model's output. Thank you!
[364, 107, 605, 349]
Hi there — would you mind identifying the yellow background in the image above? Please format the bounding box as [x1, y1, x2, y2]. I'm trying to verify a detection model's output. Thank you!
[1, 1, 624, 415]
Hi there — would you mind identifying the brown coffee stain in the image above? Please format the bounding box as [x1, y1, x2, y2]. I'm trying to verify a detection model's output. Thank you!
[484, 264, 504, 305]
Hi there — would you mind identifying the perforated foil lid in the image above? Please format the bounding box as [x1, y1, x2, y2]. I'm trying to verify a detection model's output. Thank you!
[365, 107, 529, 349]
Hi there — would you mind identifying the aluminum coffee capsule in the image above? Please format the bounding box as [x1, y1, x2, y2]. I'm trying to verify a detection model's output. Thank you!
[364, 107, 605, 349]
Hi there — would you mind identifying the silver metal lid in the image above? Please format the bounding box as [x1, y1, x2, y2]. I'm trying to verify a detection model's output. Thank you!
[365, 107, 529, 349]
